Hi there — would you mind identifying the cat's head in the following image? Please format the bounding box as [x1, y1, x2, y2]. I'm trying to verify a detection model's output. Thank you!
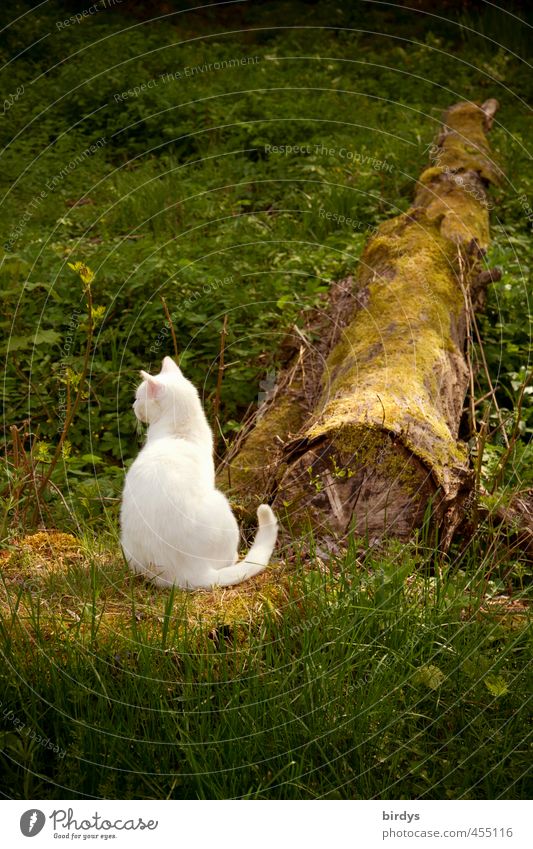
[133, 356, 199, 426]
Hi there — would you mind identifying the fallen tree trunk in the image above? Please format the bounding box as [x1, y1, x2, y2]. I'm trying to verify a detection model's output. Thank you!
[220, 99, 502, 544]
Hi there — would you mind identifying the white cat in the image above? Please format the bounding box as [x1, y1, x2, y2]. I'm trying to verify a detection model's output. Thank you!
[120, 356, 278, 589]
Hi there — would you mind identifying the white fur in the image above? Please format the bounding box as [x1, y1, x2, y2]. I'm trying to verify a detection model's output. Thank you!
[120, 356, 278, 589]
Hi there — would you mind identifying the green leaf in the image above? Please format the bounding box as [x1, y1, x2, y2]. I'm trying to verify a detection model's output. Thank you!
[2, 329, 61, 353]
[413, 664, 446, 690]
[34, 329, 62, 346]
[484, 675, 509, 698]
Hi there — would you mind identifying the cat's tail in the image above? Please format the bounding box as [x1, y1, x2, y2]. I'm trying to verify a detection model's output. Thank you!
[212, 504, 278, 588]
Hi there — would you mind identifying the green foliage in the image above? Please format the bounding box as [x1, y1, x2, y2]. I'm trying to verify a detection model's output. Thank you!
[1, 2, 531, 526]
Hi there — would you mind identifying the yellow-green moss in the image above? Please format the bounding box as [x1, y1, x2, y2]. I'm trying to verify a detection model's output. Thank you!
[329, 426, 426, 500]
[419, 165, 447, 184]
[437, 143, 496, 183]
[440, 188, 489, 245]
[0, 534, 291, 641]
[414, 102, 498, 248]
[323, 214, 460, 387]
[437, 102, 501, 185]
[304, 212, 470, 492]
[218, 388, 306, 507]
[417, 177, 490, 245]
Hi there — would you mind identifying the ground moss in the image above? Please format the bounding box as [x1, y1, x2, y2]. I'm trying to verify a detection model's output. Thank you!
[0, 532, 292, 641]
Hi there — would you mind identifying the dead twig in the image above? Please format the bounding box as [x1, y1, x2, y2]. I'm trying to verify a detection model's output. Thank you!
[457, 250, 478, 438]
[458, 256, 509, 448]
[34, 274, 94, 518]
[160, 296, 179, 360]
[212, 314, 228, 457]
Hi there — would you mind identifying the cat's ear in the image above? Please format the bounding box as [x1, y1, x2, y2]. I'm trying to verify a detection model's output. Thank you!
[140, 370, 164, 400]
[161, 356, 181, 376]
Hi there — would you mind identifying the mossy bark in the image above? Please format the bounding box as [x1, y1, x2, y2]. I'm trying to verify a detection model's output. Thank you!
[217, 278, 359, 514]
[221, 99, 501, 543]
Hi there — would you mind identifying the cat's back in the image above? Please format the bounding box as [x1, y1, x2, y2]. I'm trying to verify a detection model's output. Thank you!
[125, 436, 214, 493]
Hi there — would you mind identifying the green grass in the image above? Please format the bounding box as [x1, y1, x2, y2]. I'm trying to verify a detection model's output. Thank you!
[0, 530, 530, 799]
[0, 0, 531, 800]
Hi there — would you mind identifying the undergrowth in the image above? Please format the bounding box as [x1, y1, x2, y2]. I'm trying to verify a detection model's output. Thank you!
[0, 0, 530, 528]
[0, 0, 531, 801]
